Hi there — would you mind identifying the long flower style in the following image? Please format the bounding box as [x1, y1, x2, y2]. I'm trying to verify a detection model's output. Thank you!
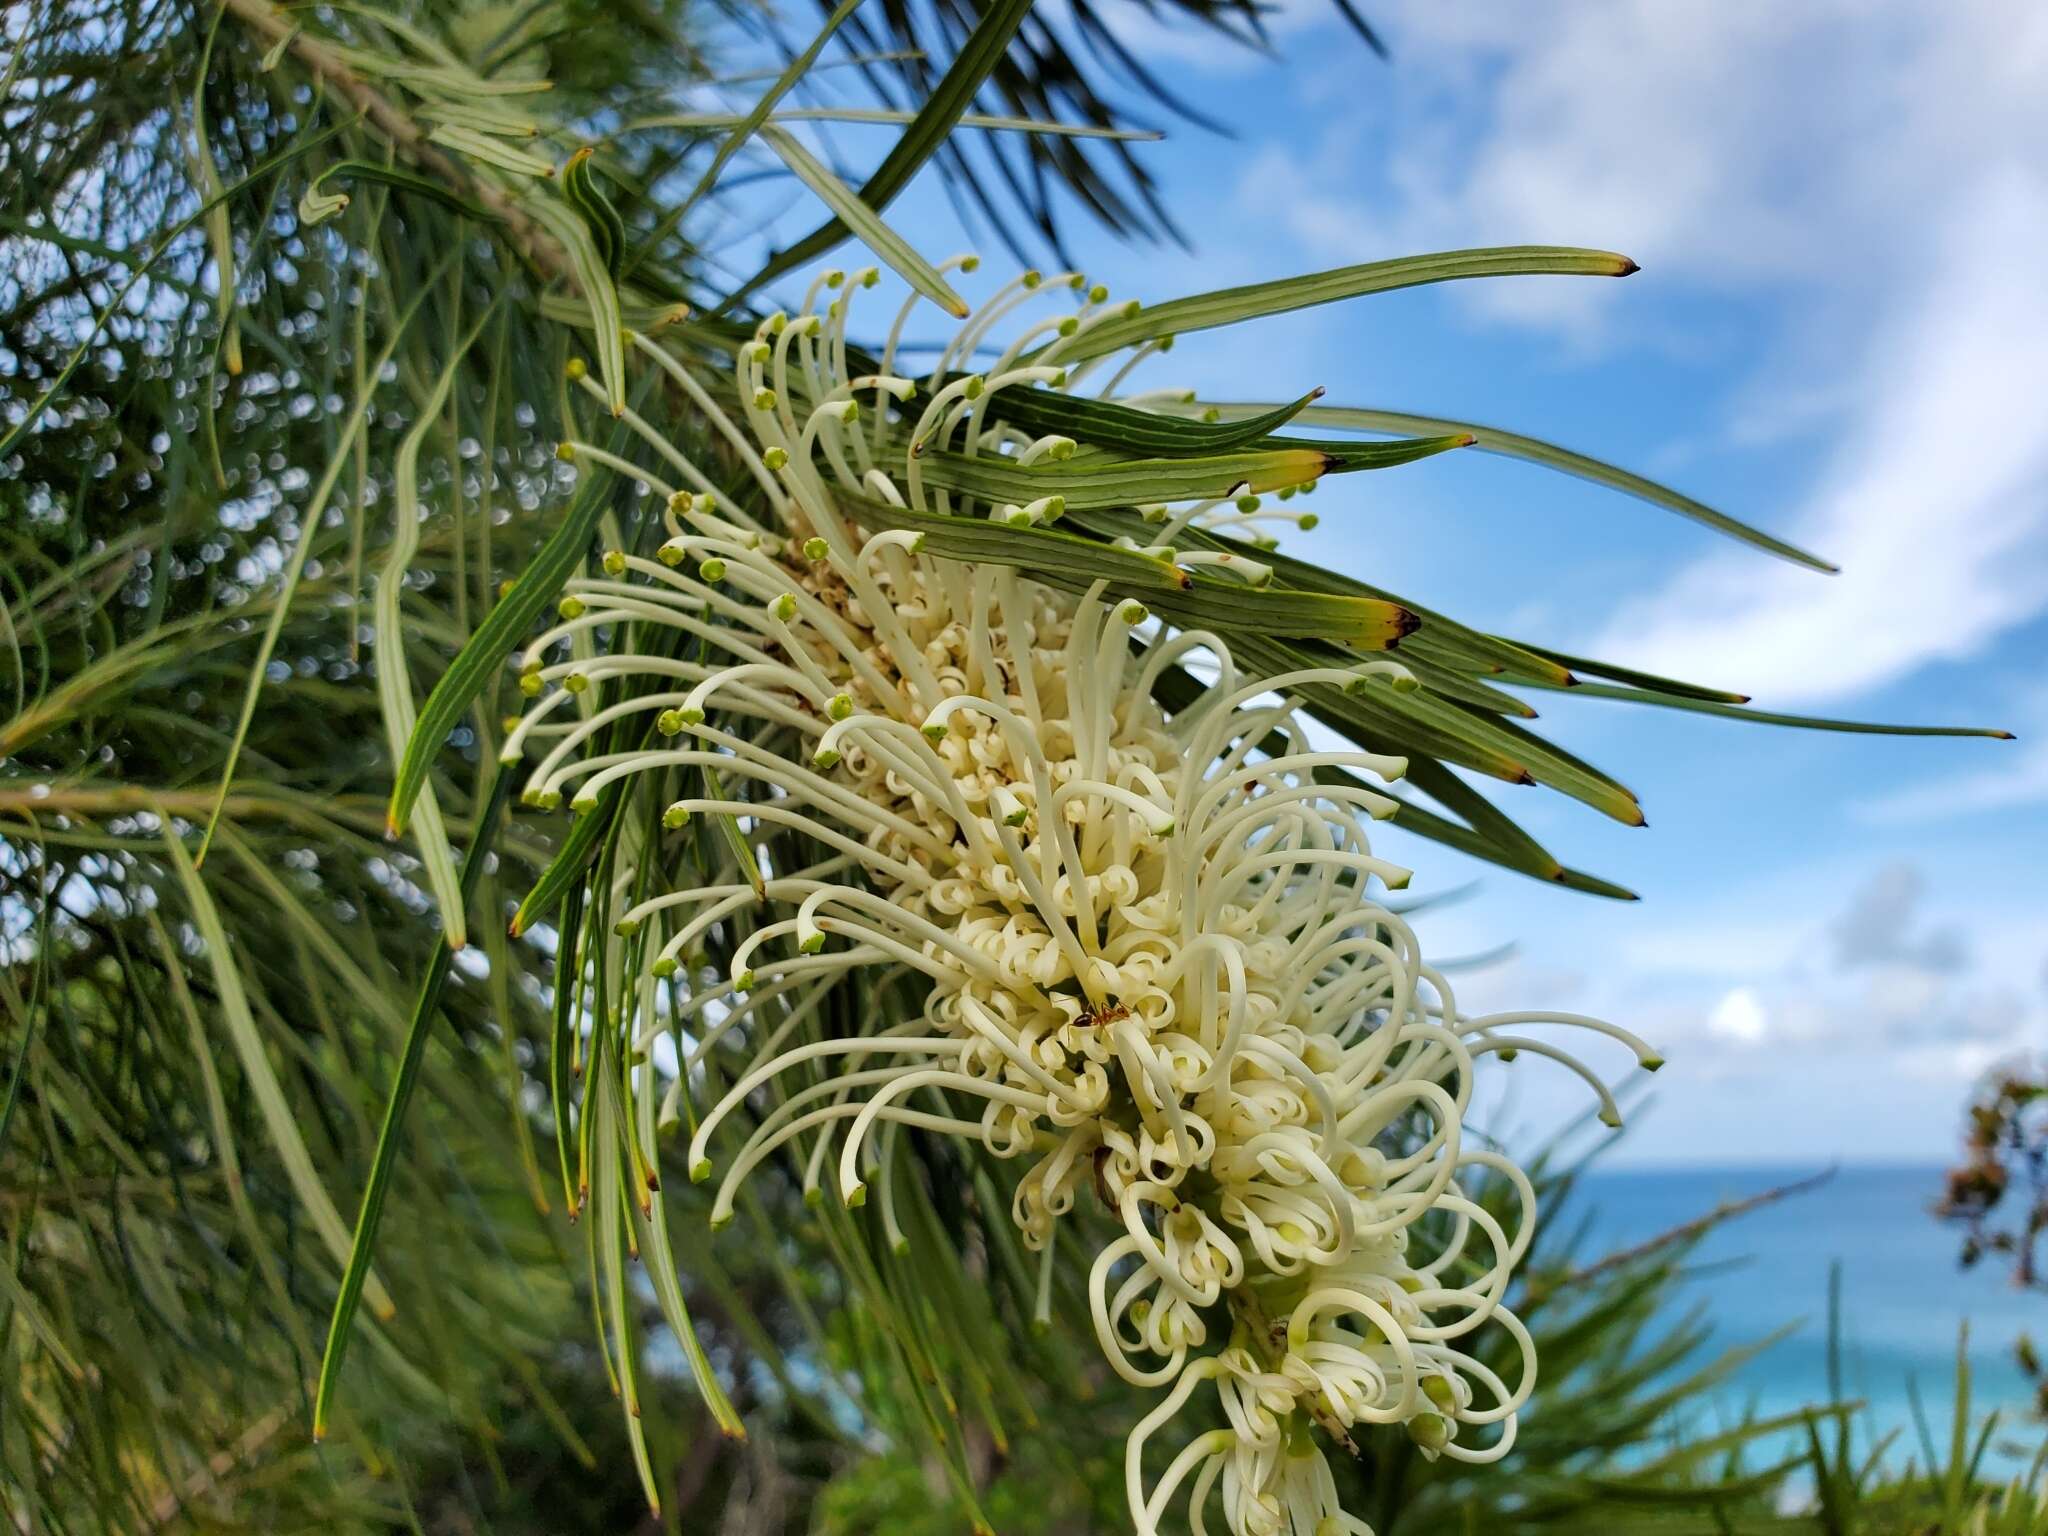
[507, 262, 1661, 1535]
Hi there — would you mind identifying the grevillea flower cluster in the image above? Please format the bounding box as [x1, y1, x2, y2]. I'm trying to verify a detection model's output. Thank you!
[507, 262, 1660, 1534]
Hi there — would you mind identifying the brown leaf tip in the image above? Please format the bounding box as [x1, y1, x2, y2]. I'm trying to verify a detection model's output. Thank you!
[1614, 256, 1642, 277]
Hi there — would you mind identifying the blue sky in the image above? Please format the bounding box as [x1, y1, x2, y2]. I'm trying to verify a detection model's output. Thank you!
[722, 2, 2048, 1165]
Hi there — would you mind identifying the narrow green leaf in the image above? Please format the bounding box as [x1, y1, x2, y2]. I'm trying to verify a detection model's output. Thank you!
[429, 123, 555, 178]
[561, 147, 628, 278]
[390, 471, 611, 836]
[186, 7, 240, 377]
[313, 766, 515, 1440]
[1619, 1397, 1855, 1481]
[636, 106, 1160, 140]
[670, 0, 868, 229]
[201, 246, 461, 863]
[641, 1138, 747, 1436]
[550, 880, 586, 1215]
[1151, 577, 1417, 651]
[1233, 630, 1536, 788]
[914, 445, 1339, 509]
[1385, 650, 1537, 716]
[1052, 246, 1640, 363]
[375, 296, 501, 950]
[0, 1261, 83, 1380]
[1403, 754, 1560, 874]
[513, 781, 627, 937]
[1383, 789, 1639, 900]
[300, 158, 496, 225]
[416, 98, 544, 138]
[950, 382, 1328, 457]
[159, 825, 394, 1319]
[527, 195, 626, 414]
[146, 907, 318, 1364]
[1453, 702, 1645, 820]
[1072, 505, 1575, 683]
[840, 489, 1189, 592]
[1511, 643, 1751, 704]
[700, 763, 766, 898]
[758, 126, 967, 317]
[1192, 399, 1836, 573]
[1947, 1323, 1973, 1507]
[714, 47, 922, 85]
[1516, 677, 2016, 738]
[722, 0, 1033, 310]
[1147, 660, 1634, 897]
[590, 1073, 663, 1514]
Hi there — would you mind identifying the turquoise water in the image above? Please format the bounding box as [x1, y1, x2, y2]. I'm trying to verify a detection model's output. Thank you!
[1571, 1165, 2038, 1468]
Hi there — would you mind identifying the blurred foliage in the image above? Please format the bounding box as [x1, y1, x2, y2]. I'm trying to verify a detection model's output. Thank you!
[1940, 1058, 2048, 1425]
[1942, 1061, 2048, 1289]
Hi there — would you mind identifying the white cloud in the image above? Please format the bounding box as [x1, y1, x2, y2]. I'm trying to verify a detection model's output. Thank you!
[1829, 862, 1967, 973]
[1707, 986, 1768, 1045]
[1855, 738, 2048, 825]
[1890, 1039, 2010, 1086]
[1235, 1, 2048, 707]
[1598, 178, 2048, 703]
[1468, 862, 2043, 1123]
[1636, 867, 2038, 1058]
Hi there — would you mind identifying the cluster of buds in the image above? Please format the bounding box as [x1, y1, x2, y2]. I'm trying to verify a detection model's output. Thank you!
[506, 263, 1657, 1534]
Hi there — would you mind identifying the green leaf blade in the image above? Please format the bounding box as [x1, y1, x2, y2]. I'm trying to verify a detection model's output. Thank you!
[1197, 399, 1837, 572]
[758, 126, 967, 317]
[159, 825, 395, 1321]
[390, 472, 611, 836]
[1054, 246, 1640, 362]
[722, 0, 1033, 310]
[313, 767, 515, 1441]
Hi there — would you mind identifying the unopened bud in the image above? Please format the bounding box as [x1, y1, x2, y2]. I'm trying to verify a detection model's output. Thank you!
[1407, 1414, 1448, 1455]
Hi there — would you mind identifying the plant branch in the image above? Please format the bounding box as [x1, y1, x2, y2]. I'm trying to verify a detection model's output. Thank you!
[1542, 1167, 1836, 1296]
[218, 0, 576, 285]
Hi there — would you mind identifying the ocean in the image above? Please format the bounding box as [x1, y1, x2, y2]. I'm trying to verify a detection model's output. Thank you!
[1571, 1164, 2039, 1470]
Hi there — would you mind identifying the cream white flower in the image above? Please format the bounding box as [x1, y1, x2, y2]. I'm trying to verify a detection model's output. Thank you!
[507, 261, 1659, 1535]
